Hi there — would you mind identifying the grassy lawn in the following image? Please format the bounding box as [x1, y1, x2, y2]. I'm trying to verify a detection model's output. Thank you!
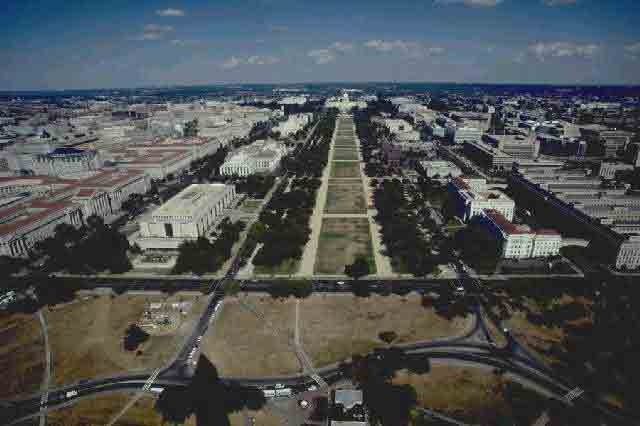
[45, 293, 203, 387]
[0, 312, 44, 399]
[48, 394, 164, 426]
[239, 199, 263, 214]
[330, 161, 361, 178]
[332, 149, 360, 161]
[394, 365, 511, 424]
[334, 143, 357, 149]
[324, 182, 367, 214]
[201, 296, 300, 377]
[315, 218, 375, 274]
[300, 293, 474, 367]
[254, 258, 300, 276]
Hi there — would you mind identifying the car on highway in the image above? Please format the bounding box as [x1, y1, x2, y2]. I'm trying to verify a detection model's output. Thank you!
[65, 390, 78, 399]
[452, 281, 466, 296]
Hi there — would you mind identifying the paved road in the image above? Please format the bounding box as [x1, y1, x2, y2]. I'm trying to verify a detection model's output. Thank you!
[36, 310, 51, 426]
[8, 338, 635, 425]
[3, 252, 634, 424]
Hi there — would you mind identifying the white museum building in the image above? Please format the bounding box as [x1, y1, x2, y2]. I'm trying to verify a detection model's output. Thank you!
[134, 183, 236, 250]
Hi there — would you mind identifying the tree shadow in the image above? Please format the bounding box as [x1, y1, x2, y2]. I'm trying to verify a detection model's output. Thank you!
[155, 355, 266, 426]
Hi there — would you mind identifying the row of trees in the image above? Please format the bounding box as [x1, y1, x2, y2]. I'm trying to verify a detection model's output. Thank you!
[172, 219, 246, 275]
[280, 112, 336, 177]
[33, 216, 132, 274]
[235, 175, 275, 199]
[252, 178, 321, 268]
[188, 146, 229, 182]
[373, 180, 438, 277]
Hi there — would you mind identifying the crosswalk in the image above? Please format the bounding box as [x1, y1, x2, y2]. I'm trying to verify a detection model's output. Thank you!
[531, 387, 584, 426]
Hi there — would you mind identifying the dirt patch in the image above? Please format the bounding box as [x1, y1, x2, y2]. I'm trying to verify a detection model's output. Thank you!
[332, 150, 360, 161]
[394, 364, 511, 424]
[47, 393, 164, 426]
[0, 312, 44, 399]
[46, 293, 204, 387]
[229, 408, 286, 426]
[299, 293, 474, 367]
[314, 218, 374, 274]
[203, 294, 472, 377]
[201, 296, 301, 377]
[330, 161, 361, 178]
[324, 183, 366, 214]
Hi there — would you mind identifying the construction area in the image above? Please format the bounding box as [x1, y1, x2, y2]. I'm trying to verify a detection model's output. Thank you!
[44, 293, 205, 387]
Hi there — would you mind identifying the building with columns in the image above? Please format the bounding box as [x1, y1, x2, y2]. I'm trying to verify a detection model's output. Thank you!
[479, 209, 561, 259]
[448, 176, 515, 222]
[220, 140, 287, 177]
[0, 200, 83, 257]
[32, 147, 101, 178]
[0, 169, 149, 257]
[135, 183, 236, 250]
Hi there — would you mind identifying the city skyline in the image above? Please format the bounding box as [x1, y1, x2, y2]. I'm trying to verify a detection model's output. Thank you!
[3, 0, 640, 90]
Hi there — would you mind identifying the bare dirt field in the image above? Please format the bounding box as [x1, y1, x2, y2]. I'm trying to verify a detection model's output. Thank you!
[324, 183, 367, 214]
[0, 312, 44, 399]
[393, 364, 511, 424]
[332, 150, 360, 161]
[47, 393, 164, 426]
[330, 161, 360, 178]
[299, 293, 474, 366]
[201, 296, 301, 377]
[229, 408, 285, 426]
[315, 218, 374, 274]
[45, 293, 203, 387]
[497, 293, 592, 367]
[202, 294, 473, 376]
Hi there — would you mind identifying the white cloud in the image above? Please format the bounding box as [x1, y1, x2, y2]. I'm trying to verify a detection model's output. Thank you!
[144, 24, 174, 32]
[156, 8, 185, 16]
[625, 42, 640, 59]
[529, 41, 599, 60]
[221, 55, 280, 69]
[331, 42, 354, 52]
[269, 25, 289, 33]
[364, 40, 445, 58]
[542, 0, 578, 6]
[170, 39, 200, 47]
[221, 56, 241, 69]
[137, 24, 174, 40]
[308, 49, 336, 64]
[246, 55, 280, 65]
[434, 0, 503, 7]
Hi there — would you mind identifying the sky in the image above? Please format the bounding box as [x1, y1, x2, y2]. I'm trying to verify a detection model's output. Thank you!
[1, 0, 640, 90]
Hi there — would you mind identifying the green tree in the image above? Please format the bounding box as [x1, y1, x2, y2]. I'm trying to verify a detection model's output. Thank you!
[378, 331, 398, 345]
[123, 323, 149, 351]
[345, 256, 370, 279]
[183, 119, 199, 137]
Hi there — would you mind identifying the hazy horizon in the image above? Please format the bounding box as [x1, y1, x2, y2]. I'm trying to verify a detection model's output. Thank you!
[3, 0, 640, 91]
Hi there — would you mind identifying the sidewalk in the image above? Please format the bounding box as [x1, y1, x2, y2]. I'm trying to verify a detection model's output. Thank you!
[296, 117, 339, 277]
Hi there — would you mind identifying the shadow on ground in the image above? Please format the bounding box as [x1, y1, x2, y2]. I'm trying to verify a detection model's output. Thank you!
[155, 355, 266, 426]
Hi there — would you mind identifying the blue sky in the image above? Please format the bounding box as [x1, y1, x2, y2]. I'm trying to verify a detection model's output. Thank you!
[1, 0, 640, 90]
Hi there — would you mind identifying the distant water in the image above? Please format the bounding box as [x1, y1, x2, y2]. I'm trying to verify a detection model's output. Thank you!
[2, 82, 639, 101]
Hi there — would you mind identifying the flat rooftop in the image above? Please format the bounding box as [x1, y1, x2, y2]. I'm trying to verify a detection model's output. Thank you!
[150, 184, 231, 219]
